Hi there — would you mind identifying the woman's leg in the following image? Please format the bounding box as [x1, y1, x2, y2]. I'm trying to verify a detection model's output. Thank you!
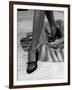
[29, 10, 45, 54]
[45, 11, 62, 42]
[27, 10, 45, 73]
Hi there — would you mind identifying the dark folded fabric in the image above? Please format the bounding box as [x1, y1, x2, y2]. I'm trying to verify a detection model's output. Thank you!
[20, 38, 32, 43]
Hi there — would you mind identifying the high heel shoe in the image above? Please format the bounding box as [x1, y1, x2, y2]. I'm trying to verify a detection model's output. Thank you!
[45, 27, 62, 43]
[27, 50, 38, 74]
[55, 27, 62, 39]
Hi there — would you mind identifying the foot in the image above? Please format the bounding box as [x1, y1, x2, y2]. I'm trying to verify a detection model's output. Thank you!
[27, 61, 37, 74]
[45, 26, 62, 43]
[55, 27, 62, 39]
[27, 50, 38, 74]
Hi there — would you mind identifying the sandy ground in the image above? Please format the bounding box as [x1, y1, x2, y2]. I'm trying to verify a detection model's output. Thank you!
[17, 10, 64, 81]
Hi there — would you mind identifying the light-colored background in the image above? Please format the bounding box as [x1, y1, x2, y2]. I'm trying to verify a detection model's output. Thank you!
[17, 10, 64, 81]
[0, 0, 72, 90]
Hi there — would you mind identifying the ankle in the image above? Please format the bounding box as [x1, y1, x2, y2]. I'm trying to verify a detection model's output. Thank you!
[50, 26, 57, 36]
[29, 43, 37, 53]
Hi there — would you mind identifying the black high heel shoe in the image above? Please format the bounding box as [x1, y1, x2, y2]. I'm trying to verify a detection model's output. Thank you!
[45, 27, 62, 43]
[27, 50, 38, 74]
[55, 27, 62, 39]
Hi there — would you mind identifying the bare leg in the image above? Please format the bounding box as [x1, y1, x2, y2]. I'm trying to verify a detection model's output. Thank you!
[27, 10, 45, 73]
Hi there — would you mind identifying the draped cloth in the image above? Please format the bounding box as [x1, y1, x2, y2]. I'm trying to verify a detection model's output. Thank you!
[20, 20, 64, 62]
